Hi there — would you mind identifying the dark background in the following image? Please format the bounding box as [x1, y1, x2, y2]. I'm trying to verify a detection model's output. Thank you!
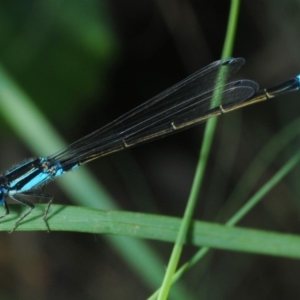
[1, 1, 300, 299]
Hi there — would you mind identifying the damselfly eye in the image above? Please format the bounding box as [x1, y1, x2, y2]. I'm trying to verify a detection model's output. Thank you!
[0, 190, 6, 205]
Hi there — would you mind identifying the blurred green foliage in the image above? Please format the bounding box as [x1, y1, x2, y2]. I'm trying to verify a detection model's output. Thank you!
[0, 0, 117, 123]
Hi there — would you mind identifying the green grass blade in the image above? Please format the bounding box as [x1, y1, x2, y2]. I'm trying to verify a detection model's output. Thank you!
[221, 116, 300, 219]
[4, 204, 300, 260]
[0, 63, 189, 299]
[150, 114, 300, 297]
[156, 1, 242, 299]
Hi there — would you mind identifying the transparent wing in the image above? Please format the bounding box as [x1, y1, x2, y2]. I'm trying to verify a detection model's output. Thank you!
[48, 57, 258, 167]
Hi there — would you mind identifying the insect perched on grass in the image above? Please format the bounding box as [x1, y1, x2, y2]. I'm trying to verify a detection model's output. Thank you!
[0, 57, 299, 231]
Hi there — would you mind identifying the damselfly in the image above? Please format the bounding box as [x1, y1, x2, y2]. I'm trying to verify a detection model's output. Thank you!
[1, 57, 299, 231]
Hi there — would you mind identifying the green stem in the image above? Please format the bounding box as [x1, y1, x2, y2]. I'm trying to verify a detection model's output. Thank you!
[156, 1, 241, 299]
